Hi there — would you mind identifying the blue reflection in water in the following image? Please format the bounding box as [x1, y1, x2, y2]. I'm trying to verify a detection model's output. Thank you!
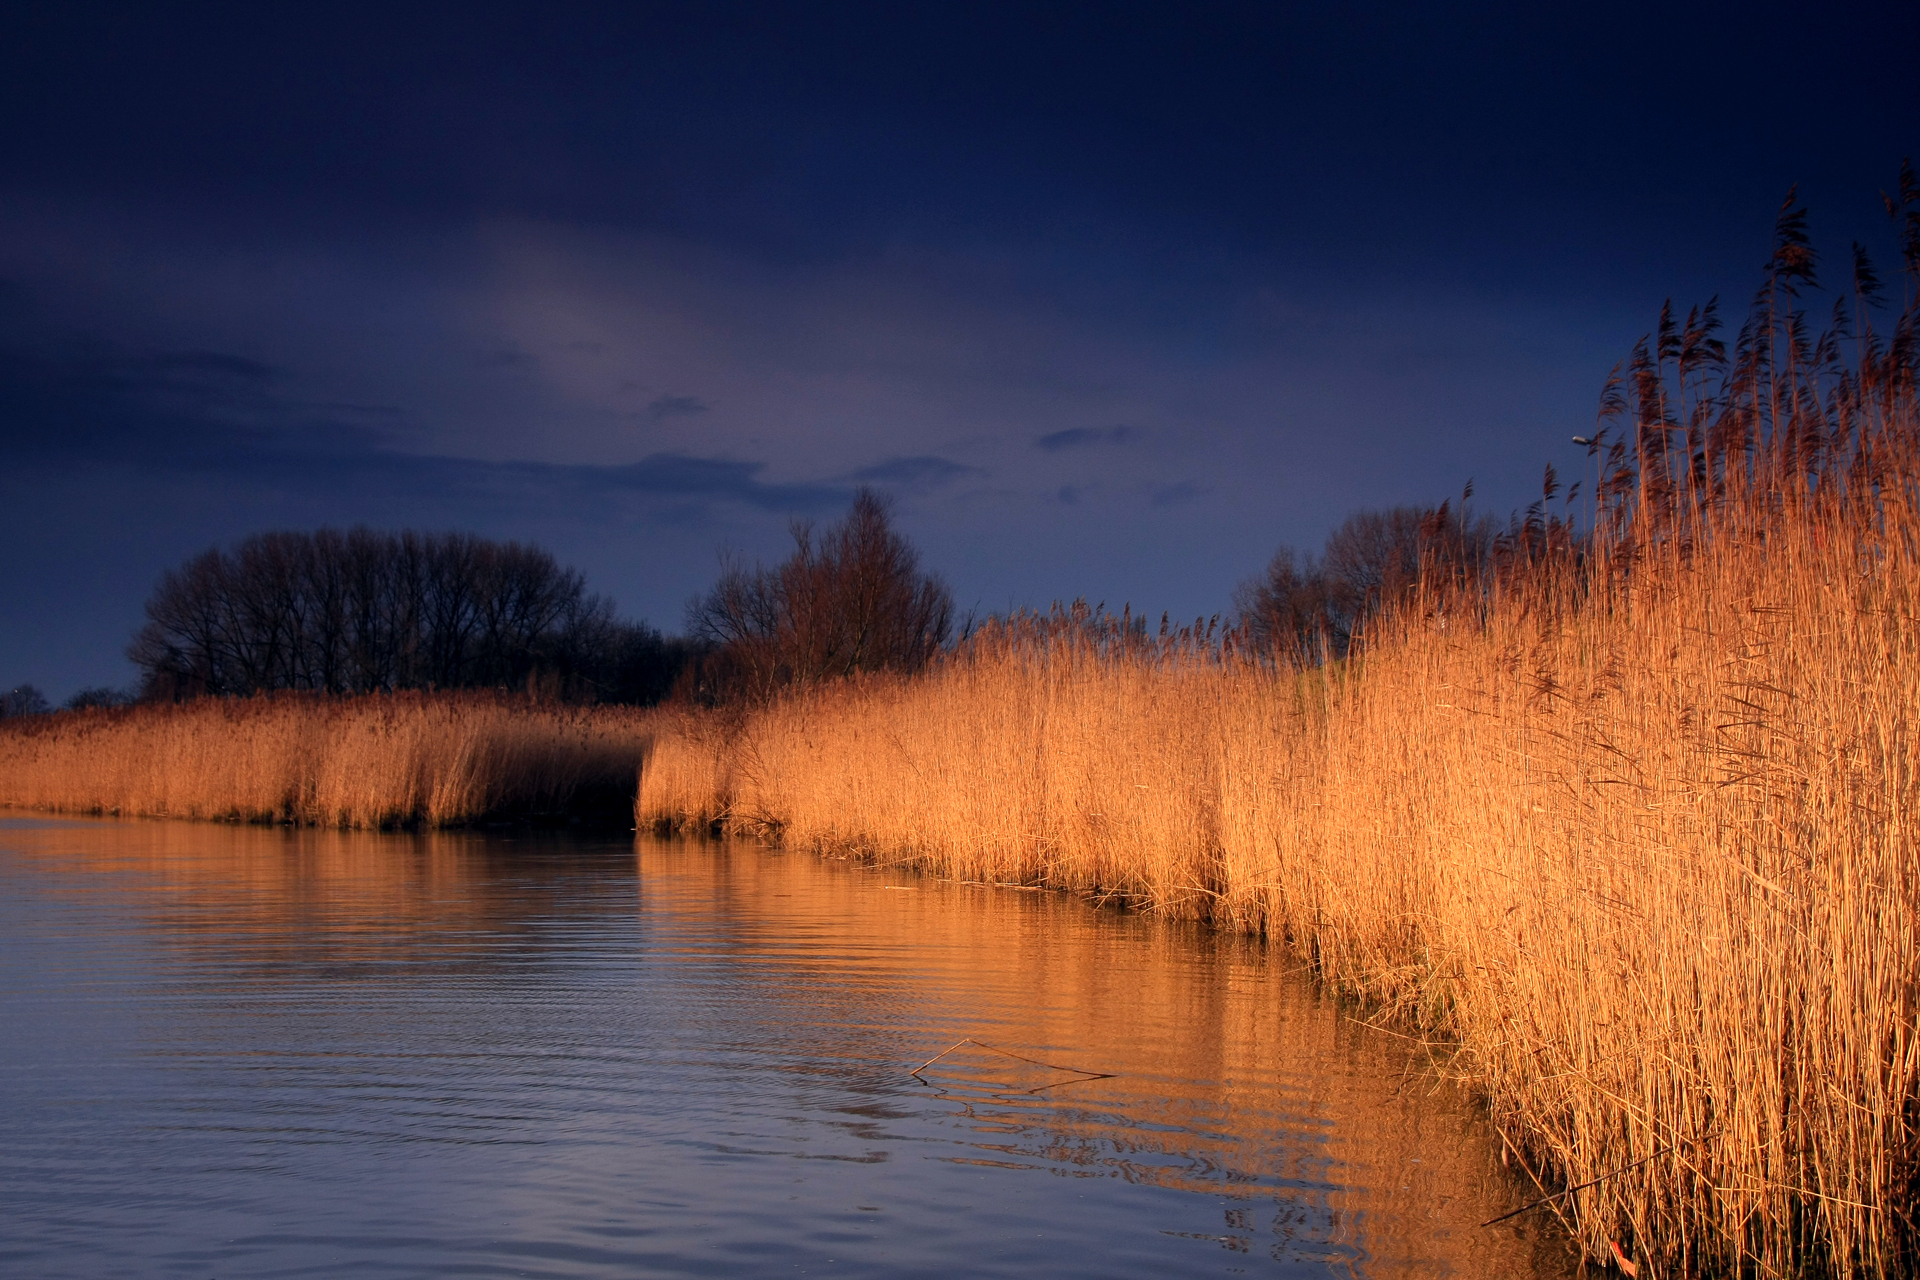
[0, 818, 1576, 1278]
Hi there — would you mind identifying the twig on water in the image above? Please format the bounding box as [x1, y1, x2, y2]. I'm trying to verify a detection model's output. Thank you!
[1342, 1016, 1452, 1051]
[910, 1037, 1116, 1092]
[1481, 1148, 1668, 1227]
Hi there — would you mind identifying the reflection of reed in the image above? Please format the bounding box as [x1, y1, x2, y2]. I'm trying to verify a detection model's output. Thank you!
[632, 227, 1920, 1271]
[640, 446, 1920, 1273]
[631, 838, 1577, 1276]
[0, 693, 655, 827]
[1, 819, 643, 973]
[4, 822, 1573, 1275]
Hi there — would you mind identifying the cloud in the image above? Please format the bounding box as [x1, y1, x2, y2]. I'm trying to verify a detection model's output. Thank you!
[476, 346, 538, 370]
[0, 340, 377, 461]
[590, 453, 843, 510]
[315, 401, 406, 418]
[148, 350, 282, 381]
[1034, 424, 1135, 452]
[69, 348, 287, 408]
[1149, 480, 1208, 507]
[639, 393, 709, 423]
[0, 330, 841, 519]
[846, 454, 980, 488]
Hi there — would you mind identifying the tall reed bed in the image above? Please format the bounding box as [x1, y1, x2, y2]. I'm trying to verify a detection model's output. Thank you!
[0, 692, 657, 827]
[640, 185, 1920, 1275]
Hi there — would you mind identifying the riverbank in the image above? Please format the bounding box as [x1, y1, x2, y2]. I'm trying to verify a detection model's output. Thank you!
[639, 479, 1920, 1274]
[0, 693, 657, 828]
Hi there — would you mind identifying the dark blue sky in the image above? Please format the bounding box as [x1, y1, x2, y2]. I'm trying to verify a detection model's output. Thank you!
[3, 2, 1915, 698]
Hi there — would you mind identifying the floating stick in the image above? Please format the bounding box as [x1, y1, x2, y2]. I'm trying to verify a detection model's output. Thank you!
[910, 1037, 1116, 1092]
[1480, 1149, 1668, 1227]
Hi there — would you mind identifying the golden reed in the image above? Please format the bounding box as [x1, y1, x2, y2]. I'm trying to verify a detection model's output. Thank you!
[0, 692, 656, 828]
[640, 487, 1920, 1272]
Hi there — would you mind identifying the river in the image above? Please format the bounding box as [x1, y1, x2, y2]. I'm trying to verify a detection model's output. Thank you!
[0, 816, 1577, 1277]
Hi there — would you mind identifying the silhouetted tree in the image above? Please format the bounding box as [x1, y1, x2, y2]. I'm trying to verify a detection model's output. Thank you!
[533, 599, 704, 705]
[0, 684, 50, 718]
[688, 490, 954, 700]
[63, 686, 133, 710]
[1235, 502, 1495, 660]
[129, 528, 690, 703]
[1232, 546, 1337, 661]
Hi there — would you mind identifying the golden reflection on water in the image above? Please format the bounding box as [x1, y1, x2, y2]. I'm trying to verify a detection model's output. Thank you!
[629, 840, 1579, 1275]
[4, 817, 635, 966]
[1, 818, 1578, 1277]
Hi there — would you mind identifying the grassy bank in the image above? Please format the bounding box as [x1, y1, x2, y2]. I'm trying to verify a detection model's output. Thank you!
[640, 490, 1920, 1266]
[0, 692, 657, 828]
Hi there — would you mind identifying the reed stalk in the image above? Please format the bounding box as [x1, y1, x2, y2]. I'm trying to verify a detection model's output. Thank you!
[639, 480, 1917, 1273]
[638, 179, 1920, 1273]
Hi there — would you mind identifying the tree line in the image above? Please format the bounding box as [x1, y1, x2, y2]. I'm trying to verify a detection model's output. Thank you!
[8, 176, 1912, 717]
[683, 491, 954, 701]
[5, 490, 1486, 717]
[127, 528, 692, 703]
[1232, 498, 1502, 662]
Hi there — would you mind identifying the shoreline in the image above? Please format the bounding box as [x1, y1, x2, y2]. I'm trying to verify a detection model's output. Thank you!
[0, 692, 659, 831]
[5, 462, 1916, 1276]
[634, 492, 1920, 1277]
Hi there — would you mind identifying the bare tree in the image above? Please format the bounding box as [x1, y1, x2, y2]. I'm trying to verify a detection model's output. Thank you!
[0, 684, 50, 718]
[63, 686, 133, 710]
[1236, 502, 1495, 660]
[1232, 546, 1337, 661]
[688, 490, 954, 700]
[128, 527, 689, 703]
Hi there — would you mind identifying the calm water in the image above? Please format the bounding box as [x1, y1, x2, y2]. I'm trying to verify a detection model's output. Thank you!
[0, 817, 1577, 1278]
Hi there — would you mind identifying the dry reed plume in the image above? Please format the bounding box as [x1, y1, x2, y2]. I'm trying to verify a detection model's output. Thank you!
[0, 692, 657, 828]
[640, 183, 1920, 1275]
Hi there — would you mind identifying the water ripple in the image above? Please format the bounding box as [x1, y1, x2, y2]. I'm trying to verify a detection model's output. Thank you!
[0, 820, 1578, 1278]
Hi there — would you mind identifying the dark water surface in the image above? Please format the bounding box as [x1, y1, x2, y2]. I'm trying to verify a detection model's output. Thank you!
[0, 817, 1577, 1278]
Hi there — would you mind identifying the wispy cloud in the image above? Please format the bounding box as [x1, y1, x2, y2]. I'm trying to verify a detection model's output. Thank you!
[476, 346, 538, 371]
[590, 453, 843, 510]
[847, 454, 980, 489]
[639, 393, 708, 423]
[1149, 480, 1208, 507]
[0, 333, 842, 517]
[0, 340, 373, 460]
[148, 350, 281, 381]
[1035, 425, 1135, 452]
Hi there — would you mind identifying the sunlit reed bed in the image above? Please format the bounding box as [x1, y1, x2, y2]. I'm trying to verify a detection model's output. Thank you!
[640, 203, 1920, 1274]
[642, 487, 1918, 1274]
[0, 692, 657, 828]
